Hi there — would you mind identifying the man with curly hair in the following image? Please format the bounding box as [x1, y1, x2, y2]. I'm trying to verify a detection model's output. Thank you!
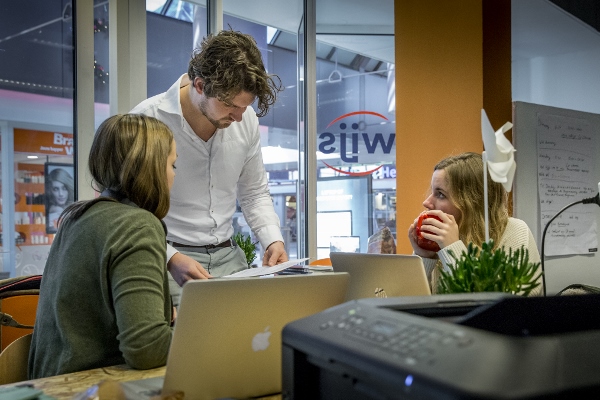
[132, 30, 288, 305]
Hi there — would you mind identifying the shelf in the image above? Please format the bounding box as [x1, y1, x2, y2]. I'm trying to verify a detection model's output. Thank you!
[15, 224, 53, 246]
[15, 223, 46, 227]
[15, 205, 45, 212]
[16, 182, 44, 188]
[2, 163, 54, 246]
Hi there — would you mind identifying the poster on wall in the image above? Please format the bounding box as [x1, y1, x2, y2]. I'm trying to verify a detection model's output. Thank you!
[45, 163, 75, 234]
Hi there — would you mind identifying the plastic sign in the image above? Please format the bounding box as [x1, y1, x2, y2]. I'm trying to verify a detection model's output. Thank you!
[14, 128, 74, 156]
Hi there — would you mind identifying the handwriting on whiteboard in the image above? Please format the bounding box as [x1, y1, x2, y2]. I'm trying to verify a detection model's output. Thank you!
[536, 113, 597, 256]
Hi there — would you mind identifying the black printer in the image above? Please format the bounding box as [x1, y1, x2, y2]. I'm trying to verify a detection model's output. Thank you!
[282, 293, 600, 399]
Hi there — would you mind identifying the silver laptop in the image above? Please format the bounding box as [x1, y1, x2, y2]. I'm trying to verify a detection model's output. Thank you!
[330, 252, 431, 300]
[123, 273, 349, 400]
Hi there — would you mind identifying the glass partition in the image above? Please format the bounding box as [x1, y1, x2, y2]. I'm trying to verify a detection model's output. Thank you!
[219, 0, 396, 260]
[313, 0, 395, 258]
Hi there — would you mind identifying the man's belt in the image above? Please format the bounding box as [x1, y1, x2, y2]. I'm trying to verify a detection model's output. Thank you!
[167, 239, 233, 249]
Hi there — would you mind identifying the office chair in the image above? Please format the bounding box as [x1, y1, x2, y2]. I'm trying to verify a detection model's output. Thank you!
[0, 332, 32, 385]
[0, 275, 41, 351]
[557, 284, 600, 296]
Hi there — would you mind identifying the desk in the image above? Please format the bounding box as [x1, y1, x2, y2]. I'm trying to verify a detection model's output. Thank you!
[2, 364, 281, 399]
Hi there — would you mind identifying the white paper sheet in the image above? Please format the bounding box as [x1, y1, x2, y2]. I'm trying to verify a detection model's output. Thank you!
[481, 109, 516, 192]
[536, 113, 598, 256]
[223, 258, 310, 278]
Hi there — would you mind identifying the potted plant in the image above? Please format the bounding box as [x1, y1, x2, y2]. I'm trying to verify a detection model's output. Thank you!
[437, 240, 541, 296]
[232, 232, 259, 268]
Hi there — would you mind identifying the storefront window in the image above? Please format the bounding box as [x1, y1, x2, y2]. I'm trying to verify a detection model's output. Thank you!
[146, 3, 198, 98]
[0, 0, 75, 277]
[0, 1, 394, 277]
[314, 60, 396, 258]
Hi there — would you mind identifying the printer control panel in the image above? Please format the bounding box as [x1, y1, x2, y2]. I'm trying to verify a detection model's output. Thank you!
[318, 307, 474, 367]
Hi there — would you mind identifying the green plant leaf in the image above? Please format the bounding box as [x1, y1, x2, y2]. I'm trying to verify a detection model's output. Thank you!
[232, 232, 258, 267]
[437, 240, 541, 296]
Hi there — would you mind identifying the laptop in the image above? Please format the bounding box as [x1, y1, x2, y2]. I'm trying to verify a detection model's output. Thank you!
[330, 252, 431, 301]
[122, 273, 349, 400]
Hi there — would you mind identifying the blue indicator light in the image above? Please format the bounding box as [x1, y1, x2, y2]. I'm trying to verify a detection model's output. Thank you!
[405, 375, 413, 387]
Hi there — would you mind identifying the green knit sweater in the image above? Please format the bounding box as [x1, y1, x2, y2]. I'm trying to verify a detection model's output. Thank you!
[28, 199, 173, 379]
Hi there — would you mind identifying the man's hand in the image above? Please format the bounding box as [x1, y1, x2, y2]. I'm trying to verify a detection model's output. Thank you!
[167, 252, 212, 286]
[262, 241, 288, 266]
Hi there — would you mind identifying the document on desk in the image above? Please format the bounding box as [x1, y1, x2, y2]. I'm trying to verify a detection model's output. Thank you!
[223, 258, 309, 278]
[118, 377, 165, 400]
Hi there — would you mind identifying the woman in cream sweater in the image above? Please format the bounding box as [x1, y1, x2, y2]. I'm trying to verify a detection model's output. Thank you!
[407, 152, 542, 295]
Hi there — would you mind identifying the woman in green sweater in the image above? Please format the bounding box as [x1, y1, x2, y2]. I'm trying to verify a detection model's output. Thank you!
[29, 114, 177, 379]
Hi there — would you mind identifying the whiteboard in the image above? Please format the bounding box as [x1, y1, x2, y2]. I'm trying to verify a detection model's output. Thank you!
[513, 101, 600, 294]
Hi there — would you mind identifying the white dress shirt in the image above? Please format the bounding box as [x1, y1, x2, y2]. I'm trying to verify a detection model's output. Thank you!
[131, 74, 283, 260]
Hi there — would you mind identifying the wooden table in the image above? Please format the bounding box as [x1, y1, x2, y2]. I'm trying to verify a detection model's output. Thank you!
[2, 364, 281, 399]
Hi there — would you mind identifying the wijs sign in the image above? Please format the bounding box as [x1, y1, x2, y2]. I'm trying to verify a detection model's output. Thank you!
[14, 128, 73, 156]
[318, 111, 395, 176]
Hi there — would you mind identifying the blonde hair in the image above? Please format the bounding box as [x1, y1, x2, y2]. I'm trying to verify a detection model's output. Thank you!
[434, 152, 508, 248]
[62, 114, 174, 222]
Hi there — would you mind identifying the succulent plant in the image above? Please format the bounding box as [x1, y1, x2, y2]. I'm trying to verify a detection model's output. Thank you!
[437, 240, 541, 296]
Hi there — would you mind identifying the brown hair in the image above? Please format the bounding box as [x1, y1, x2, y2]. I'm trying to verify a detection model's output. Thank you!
[61, 114, 174, 223]
[188, 29, 282, 117]
[434, 152, 509, 248]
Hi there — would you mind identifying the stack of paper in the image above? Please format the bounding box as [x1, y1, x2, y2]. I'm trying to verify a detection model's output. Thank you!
[307, 265, 333, 272]
[224, 258, 310, 278]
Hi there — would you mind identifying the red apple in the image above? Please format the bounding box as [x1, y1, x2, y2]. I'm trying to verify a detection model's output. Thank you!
[416, 212, 442, 252]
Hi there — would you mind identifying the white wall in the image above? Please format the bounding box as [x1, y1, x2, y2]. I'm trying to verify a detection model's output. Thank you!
[512, 0, 600, 114]
[512, 0, 600, 294]
[513, 48, 600, 115]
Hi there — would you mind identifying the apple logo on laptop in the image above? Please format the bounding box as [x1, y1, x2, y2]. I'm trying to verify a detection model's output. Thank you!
[252, 326, 271, 351]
